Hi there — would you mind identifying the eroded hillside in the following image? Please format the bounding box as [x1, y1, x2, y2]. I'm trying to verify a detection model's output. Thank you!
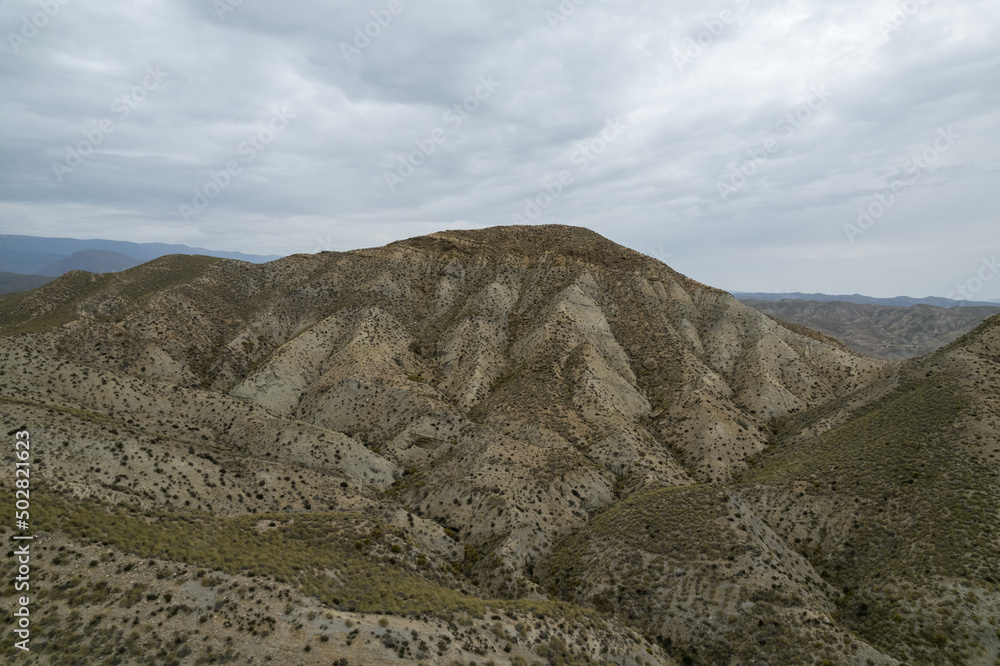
[1, 225, 995, 665]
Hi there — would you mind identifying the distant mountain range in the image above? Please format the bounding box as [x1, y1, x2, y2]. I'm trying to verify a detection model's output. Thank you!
[743, 298, 1000, 360]
[34, 249, 145, 276]
[731, 291, 1000, 308]
[0, 234, 281, 277]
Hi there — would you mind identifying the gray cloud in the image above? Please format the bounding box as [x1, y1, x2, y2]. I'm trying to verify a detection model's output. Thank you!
[1, 0, 998, 299]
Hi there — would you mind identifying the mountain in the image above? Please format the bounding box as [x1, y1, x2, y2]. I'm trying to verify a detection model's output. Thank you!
[743, 298, 1000, 360]
[0, 234, 281, 276]
[0, 271, 52, 295]
[37, 249, 145, 277]
[0, 225, 995, 665]
[732, 291, 999, 308]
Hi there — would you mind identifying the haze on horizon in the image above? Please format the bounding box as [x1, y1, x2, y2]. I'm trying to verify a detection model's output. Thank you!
[1, 0, 998, 300]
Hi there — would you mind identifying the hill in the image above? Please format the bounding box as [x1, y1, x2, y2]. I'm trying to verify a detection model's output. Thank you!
[0, 225, 995, 664]
[544, 311, 1000, 663]
[743, 298, 1000, 360]
[734, 313, 1000, 663]
[0, 271, 52, 295]
[37, 249, 145, 277]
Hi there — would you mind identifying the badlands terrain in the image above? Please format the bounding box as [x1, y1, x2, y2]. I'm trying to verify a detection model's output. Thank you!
[0, 225, 997, 665]
[742, 298, 1000, 360]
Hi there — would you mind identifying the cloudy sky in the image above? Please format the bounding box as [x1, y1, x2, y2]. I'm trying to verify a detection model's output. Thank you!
[1, 0, 998, 299]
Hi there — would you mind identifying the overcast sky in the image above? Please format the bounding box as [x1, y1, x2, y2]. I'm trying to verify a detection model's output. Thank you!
[1, 0, 998, 299]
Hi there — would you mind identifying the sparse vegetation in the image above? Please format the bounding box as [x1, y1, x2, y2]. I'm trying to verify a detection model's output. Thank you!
[0, 226, 996, 665]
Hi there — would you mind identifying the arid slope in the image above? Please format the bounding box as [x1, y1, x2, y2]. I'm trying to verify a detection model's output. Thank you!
[2, 226, 993, 665]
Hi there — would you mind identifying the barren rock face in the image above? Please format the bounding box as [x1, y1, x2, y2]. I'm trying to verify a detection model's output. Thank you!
[1, 225, 995, 665]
